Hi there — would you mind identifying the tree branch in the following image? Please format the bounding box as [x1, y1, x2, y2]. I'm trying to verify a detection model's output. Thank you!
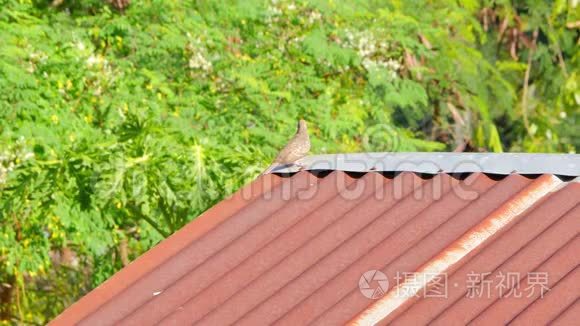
[126, 204, 169, 238]
[521, 29, 538, 135]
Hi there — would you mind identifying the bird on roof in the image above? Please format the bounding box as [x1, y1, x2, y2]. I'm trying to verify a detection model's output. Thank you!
[263, 119, 311, 174]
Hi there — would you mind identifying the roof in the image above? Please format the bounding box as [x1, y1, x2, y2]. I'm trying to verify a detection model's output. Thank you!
[266, 152, 580, 175]
[52, 153, 580, 325]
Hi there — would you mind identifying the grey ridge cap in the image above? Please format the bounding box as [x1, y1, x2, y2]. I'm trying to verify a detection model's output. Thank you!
[266, 152, 580, 176]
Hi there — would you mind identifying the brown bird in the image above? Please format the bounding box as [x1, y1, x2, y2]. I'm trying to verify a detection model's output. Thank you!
[263, 119, 311, 174]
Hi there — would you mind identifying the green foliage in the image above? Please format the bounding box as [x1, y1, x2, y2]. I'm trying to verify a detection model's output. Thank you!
[0, 0, 577, 322]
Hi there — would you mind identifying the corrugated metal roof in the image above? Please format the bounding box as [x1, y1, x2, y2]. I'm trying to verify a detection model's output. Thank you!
[267, 153, 580, 176]
[52, 169, 579, 325]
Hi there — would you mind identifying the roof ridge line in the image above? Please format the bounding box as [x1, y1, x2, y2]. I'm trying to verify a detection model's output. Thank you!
[266, 152, 580, 176]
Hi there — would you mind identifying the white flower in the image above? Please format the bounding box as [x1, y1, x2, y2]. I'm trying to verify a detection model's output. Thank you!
[86, 55, 108, 68]
[86, 55, 99, 66]
[188, 53, 212, 72]
[308, 10, 322, 24]
[186, 37, 213, 72]
[384, 59, 402, 71]
[267, 5, 282, 16]
[362, 58, 376, 70]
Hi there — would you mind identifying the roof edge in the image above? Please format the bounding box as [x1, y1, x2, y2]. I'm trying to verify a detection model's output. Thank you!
[50, 174, 283, 325]
[266, 152, 580, 176]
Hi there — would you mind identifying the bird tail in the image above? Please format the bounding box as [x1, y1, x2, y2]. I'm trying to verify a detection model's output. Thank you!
[261, 163, 278, 175]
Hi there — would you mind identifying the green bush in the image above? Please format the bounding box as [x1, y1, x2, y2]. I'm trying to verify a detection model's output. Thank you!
[0, 0, 577, 322]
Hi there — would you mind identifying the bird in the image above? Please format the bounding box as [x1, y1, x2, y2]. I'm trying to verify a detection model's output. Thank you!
[263, 119, 311, 174]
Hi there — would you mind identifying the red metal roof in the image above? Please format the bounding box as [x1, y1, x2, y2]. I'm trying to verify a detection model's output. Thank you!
[52, 171, 579, 325]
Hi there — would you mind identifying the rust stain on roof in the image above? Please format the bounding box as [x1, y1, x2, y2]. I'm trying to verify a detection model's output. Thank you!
[51, 171, 580, 326]
[349, 174, 563, 325]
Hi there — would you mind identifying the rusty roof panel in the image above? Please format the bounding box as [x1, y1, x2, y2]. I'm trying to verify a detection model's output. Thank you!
[52, 171, 580, 326]
[304, 174, 535, 326]
[240, 173, 495, 326]
[508, 266, 579, 326]
[391, 185, 579, 325]
[550, 299, 579, 325]
[470, 238, 579, 325]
